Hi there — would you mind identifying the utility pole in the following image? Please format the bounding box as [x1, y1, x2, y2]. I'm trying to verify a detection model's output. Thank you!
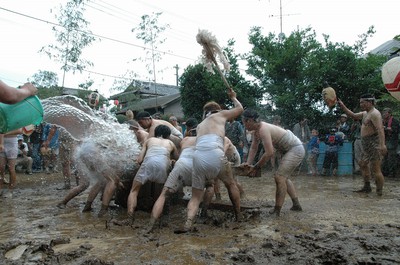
[173, 64, 179, 86]
[268, 0, 300, 40]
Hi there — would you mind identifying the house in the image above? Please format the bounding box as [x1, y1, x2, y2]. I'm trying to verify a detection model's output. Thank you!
[109, 80, 183, 118]
[369, 39, 400, 59]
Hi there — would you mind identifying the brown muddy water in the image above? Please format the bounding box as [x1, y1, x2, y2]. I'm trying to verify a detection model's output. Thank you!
[0, 170, 399, 265]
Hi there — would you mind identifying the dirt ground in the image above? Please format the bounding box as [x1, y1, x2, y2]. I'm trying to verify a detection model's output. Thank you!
[0, 169, 399, 265]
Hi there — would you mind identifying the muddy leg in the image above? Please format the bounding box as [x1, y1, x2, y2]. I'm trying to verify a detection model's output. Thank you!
[269, 175, 287, 216]
[148, 187, 175, 233]
[57, 176, 90, 208]
[201, 185, 215, 218]
[174, 187, 204, 234]
[113, 180, 141, 226]
[371, 160, 384, 196]
[355, 160, 372, 193]
[286, 179, 302, 211]
[83, 179, 106, 212]
[98, 180, 117, 217]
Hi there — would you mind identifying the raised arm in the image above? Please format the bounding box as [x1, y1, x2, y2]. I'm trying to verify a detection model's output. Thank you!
[223, 88, 244, 120]
[0, 80, 38, 104]
[337, 99, 363, 120]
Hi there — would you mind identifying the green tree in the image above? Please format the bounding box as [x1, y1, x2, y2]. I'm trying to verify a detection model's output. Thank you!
[132, 12, 170, 81]
[40, 0, 97, 87]
[246, 26, 387, 129]
[224, 39, 263, 109]
[179, 41, 262, 120]
[29, 70, 59, 88]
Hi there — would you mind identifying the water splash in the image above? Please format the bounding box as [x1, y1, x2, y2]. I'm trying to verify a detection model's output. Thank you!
[42, 95, 141, 182]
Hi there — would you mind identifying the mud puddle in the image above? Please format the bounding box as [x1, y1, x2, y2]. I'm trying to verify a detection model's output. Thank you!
[0, 171, 399, 264]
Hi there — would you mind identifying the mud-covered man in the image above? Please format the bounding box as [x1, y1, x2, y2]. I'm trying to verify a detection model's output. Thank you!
[337, 94, 387, 196]
[241, 109, 305, 217]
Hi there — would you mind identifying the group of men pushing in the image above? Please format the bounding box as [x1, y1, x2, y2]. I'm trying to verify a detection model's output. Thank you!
[113, 87, 306, 233]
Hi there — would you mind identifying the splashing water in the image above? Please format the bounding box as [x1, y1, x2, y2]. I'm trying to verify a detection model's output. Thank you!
[42, 95, 141, 182]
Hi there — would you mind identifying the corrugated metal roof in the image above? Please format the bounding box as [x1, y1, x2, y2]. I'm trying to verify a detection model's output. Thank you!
[109, 80, 179, 99]
[369, 39, 400, 57]
[120, 93, 181, 112]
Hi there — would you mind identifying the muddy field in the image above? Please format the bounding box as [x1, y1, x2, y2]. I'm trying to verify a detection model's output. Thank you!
[0, 170, 399, 265]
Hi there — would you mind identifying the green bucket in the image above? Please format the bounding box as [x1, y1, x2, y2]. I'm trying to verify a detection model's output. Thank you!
[0, 96, 44, 133]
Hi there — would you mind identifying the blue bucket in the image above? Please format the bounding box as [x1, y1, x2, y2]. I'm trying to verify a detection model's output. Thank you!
[0, 96, 44, 133]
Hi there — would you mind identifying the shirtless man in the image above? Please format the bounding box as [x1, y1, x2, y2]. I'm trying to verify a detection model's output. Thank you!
[213, 137, 244, 201]
[148, 134, 197, 232]
[242, 109, 305, 217]
[177, 87, 243, 233]
[337, 94, 387, 196]
[126, 120, 149, 146]
[114, 125, 179, 226]
[136, 111, 183, 148]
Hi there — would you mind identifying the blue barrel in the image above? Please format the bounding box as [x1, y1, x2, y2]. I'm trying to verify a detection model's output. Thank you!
[337, 142, 353, 175]
[316, 141, 353, 175]
[317, 142, 326, 173]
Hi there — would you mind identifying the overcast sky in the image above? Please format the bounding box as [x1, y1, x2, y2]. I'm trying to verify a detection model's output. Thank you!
[1, 0, 399, 97]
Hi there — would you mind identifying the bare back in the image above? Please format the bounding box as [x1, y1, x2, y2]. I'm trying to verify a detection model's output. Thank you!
[148, 119, 182, 139]
[256, 122, 287, 151]
[137, 137, 178, 164]
[180, 136, 196, 150]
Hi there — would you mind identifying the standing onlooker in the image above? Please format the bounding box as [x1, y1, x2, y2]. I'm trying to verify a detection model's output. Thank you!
[381, 108, 399, 178]
[16, 135, 33, 175]
[337, 94, 387, 196]
[0, 128, 23, 196]
[41, 123, 60, 174]
[242, 129, 253, 162]
[293, 117, 311, 173]
[337, 114, 351, 140]
[0, 81, 38, 153]
[169, 115, 183, 133]
[29, 123, 44, 173]
[321, 128, 343, 176]
[293, 117, 311, 144]
[307, 129, 320, 176]
[350, 120, 362, 174]
[270, 115, 283, 171]
[225, 118, 245, 163]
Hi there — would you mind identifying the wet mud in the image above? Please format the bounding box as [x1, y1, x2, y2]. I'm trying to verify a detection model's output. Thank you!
[0, 170, 399, 264]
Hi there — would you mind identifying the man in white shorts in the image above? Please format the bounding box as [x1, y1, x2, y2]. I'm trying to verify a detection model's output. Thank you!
[242, 109, 305, 217]
[113, 124, 179, 226]
[147, 134, 196, 232]
[176, 87, 244, 233]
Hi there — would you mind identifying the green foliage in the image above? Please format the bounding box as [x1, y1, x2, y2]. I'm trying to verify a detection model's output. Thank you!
[78, 79, 94, 90]
[179, 40, 262, 120]
[246, 26, 388, 130]
[37, 87, 63, 99]
[115, 114, 128, 124]
[29, 70, 59, 88]
[132, 12, 170, 78]
[39, 0, 97, 76]
[179, 64, 215, 120]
